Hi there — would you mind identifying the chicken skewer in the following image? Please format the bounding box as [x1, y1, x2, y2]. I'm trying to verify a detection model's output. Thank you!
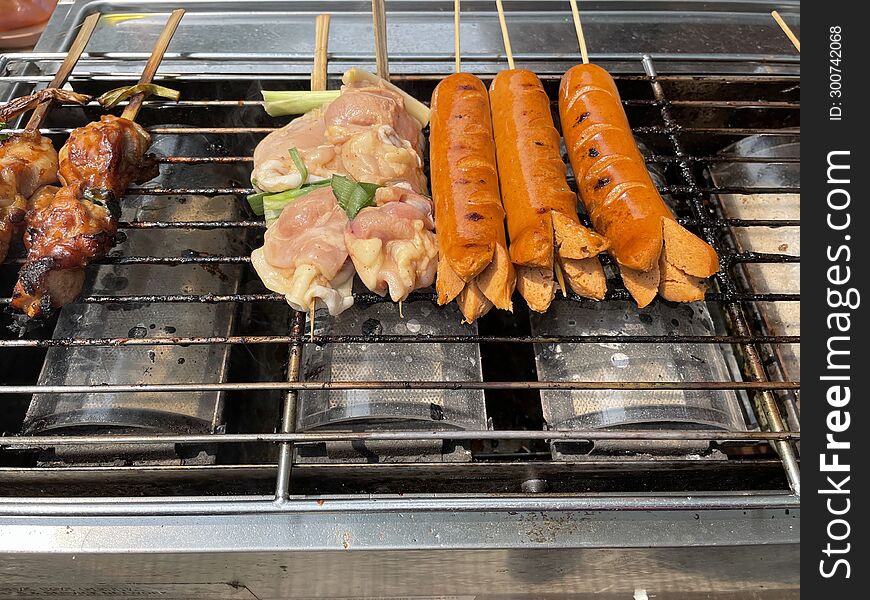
[0, 13, 100, 264]
[250, 11, 435, 319]
[10, 9, 185, 325]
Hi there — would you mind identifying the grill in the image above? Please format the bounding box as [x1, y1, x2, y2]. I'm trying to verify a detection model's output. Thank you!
[0, 1, 799, 597]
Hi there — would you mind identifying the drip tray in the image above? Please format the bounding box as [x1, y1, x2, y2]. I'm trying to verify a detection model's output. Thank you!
[531, 300, 749, 458]
[297, 297, 488, 463]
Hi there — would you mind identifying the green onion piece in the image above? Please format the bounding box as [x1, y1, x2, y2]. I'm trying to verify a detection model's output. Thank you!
[246, 191, 267, 216]
[261, 90, 340, 117]
[288, 148, 308, 185]
[0, 121, 7, 142]
[330, 175, 381, 219]
[261, 180, 332, 226]
[97, 84, 181, 109]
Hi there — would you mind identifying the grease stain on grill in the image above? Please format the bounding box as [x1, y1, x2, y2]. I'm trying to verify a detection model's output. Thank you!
[163, 326, 177, 334]
[430, 403, 444, 421]
[177, 358, 185, 365]
[147, 350, 156, 364]
[128, 326, 148, 338]
[361, 318, 383, 337]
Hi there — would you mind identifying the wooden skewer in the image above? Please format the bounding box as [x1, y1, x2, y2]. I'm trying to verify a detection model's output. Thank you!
[568, 0, 590, 64]
[121, 9, 185, 121]
[771, 10, 800, 52]
[310, 304, 315, 342]
[371, 0, 390, 80]
[553, 258, 568, 297]
[454, 0, 461, 73]
[494, 0, 515, 70]
[311, 14, 331, 92]
[25, 12, 101, 131]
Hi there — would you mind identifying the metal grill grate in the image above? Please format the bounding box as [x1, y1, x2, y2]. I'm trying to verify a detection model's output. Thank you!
[0, 51, 800, 513]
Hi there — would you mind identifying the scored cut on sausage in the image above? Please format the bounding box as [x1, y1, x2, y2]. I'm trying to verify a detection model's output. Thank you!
[559, 63, 719, 307]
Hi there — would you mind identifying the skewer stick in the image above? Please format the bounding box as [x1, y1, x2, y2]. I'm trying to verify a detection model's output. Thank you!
[568, 0, 590, 64]
[771, 10, 800, 52]
[25, 12, 101, 131]
[371, 0, 390, 80]
[310, 304, 316, 342]
[454, 0, 461, 73]
[312, 14, 331, 92]
[553, 258, 568, 297]
[494, 0, 515, 70]
[121, 9, 185, 121]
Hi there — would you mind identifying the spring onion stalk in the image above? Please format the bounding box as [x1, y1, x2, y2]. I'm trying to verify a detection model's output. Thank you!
[330, 175, 380, 219]
[97, 84, 180, 108]
[341, 68, 431, 127]
[0, 122, 7, 141]
[261, 90, 340, 117]
[288, 148, 308, 185]
[246, 191, 267, 215]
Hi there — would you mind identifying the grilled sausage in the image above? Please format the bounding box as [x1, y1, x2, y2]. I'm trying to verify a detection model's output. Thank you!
[489, 69, 608, 311]
[559, 63, 719, 307]
[430, 73, 515, 321]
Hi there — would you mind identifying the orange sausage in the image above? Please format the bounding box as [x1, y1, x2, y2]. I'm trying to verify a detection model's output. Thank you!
[559, 64, 718, 307]
[559, 63, 677, 272]
[430, 73, 514, 311]
[490, 68, 608, 261]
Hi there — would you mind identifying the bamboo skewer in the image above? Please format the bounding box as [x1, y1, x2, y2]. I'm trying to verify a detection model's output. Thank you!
[25, 12, 101, 131]
[121, 9, 185, 121]
[568, 0, 590, 64]
[771, 10, 800, 52]
[454, 0, 462, 73]
[371, 0, 390, 80]
[311, 14, 331, 92]
[494, 0, 515, 69]
[309, 14, 331, 339]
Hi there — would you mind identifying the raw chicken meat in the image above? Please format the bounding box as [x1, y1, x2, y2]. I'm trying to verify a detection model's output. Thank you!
[345, 185, 437, 302]
[251, 186, 354, 315]
[250, 77, 435, 315]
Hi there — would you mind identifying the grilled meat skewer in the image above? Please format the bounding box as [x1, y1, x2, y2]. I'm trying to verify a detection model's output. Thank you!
[8, 9, 184, 326]
[0, 93, 93, 263]
[0, 131, 60, 262]
[11, 116, 155, 319]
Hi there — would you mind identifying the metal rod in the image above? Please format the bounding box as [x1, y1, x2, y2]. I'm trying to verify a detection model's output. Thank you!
[274, 311, 305, 502]
[0, 381, 800, 395]
[1, 250, 797, 267]
[111, 217, 798, 230]
[0, 290, 801, 306]
[0, 334, 799, 349]
[2, 429, 800, 449]
[0, 493, 801, 517]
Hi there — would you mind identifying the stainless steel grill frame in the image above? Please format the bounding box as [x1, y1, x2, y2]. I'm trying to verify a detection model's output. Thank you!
[0, 1, 799, 597]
